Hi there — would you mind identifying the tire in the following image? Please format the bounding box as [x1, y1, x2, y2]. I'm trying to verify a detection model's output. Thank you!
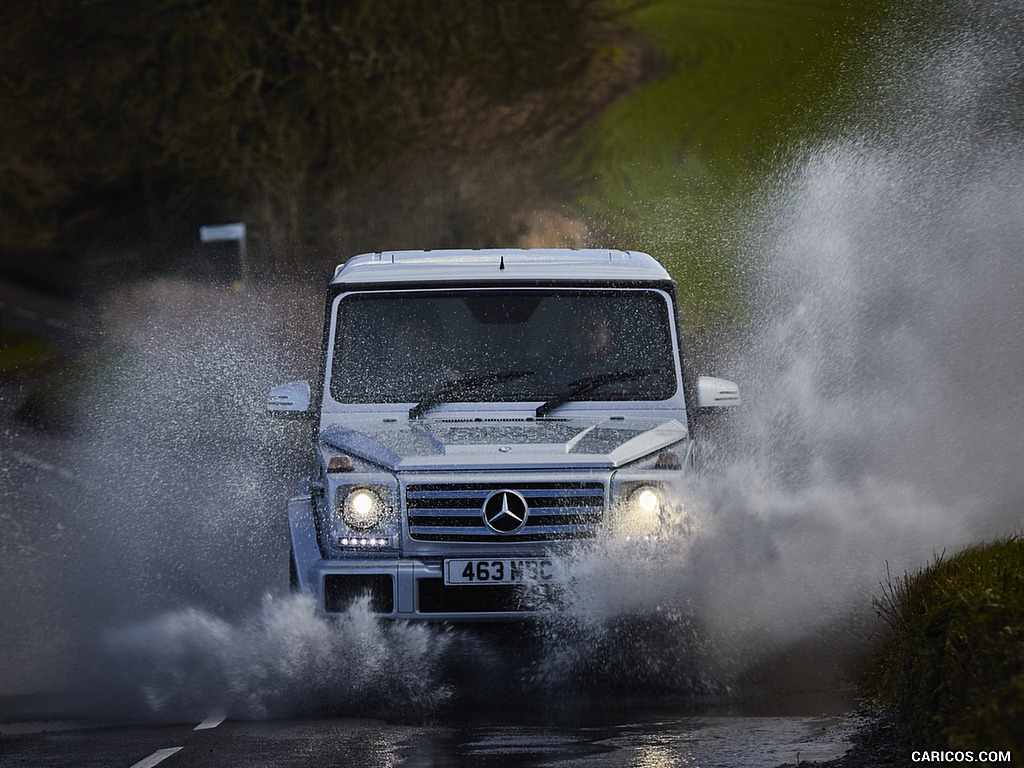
[288, 549, 299, 592]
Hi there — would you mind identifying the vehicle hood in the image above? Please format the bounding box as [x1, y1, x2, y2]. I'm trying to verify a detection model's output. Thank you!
[320, 417, 688, 471]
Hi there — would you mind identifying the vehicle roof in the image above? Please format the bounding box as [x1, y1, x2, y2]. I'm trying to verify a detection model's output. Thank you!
[331, 248, 672, 286]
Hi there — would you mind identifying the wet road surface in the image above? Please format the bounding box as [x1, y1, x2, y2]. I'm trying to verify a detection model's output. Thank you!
[1, 700, 857, 767]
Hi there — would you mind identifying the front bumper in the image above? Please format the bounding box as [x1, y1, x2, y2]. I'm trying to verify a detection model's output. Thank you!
[307, 556, 552, 621]
[288, 493, 551, 622]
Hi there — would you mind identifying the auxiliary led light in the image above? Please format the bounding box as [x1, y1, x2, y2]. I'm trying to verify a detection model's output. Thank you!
[339, 536, 392, 548]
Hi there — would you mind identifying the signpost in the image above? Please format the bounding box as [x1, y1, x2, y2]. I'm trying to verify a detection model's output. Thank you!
[199, 222, 248, 290]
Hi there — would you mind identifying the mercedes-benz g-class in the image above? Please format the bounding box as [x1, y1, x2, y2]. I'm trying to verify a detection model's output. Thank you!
[268, 248, 739, 621]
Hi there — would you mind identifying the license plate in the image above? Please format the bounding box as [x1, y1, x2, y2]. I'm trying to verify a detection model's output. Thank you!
[444, 558, 554, 585]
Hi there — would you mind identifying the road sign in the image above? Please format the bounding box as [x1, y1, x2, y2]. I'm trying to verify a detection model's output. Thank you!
[199, 223, 246, 243]
[199, 222, 248, 290]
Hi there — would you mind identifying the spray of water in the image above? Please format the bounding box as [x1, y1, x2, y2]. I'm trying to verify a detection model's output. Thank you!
[527, 0, 1024, 694]
[22, 0, 1024, 721]
[21, 278, 471, 722]
[91, 595, 452, 721]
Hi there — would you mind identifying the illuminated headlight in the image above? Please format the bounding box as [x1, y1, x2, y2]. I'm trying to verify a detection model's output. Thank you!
[617, 484, 663, 536]
[340, 487, 387, 530]
[632, 486, 661, 515]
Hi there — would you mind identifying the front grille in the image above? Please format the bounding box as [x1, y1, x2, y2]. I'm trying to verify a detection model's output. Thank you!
[406, 481, 604, 542]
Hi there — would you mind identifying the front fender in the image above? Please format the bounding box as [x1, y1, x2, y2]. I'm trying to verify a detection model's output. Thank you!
[288, 491, 321, 594]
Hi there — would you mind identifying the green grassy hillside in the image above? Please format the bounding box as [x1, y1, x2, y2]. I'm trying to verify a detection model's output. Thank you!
[567, 0, 892, 328]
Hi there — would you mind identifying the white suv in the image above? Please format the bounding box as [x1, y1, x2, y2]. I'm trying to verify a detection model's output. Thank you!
[268, 249, 739, 621]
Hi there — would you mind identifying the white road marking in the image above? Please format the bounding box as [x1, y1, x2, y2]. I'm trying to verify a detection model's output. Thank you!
[129, 747, 183, 768]
[195, 713, 226, 730]
[9, 449, 79, 483]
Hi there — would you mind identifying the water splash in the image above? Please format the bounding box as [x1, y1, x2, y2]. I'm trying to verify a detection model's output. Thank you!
[527, 0, 1024, 693]
[84, 594, 452, 722]
[735, 0, 1024, 550]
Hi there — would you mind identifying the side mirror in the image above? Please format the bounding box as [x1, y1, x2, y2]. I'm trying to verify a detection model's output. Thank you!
[695, 376, 740, 409]
[267, 380, 312, 419]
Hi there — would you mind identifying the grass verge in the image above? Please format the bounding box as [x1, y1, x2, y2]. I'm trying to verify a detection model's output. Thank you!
[14, 346, 125, 430]
[0, 328, 59, 383]
[867, 538, 1024, 756]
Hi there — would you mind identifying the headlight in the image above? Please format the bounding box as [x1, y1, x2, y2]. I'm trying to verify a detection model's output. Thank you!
[632, 486, 661, 516]
[340, 487, 386, 530]
[616, 484, 662, 536]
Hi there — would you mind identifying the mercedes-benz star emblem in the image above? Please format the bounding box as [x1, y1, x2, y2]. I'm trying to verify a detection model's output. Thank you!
[482, 489, 529, 534]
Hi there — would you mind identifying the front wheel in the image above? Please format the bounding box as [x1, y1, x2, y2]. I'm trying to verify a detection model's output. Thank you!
[288, 549, 299, 592]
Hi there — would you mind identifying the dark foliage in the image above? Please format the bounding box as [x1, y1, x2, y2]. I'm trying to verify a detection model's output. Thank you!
[0, 0, 625, 286]
[867, 538, 1024, 755]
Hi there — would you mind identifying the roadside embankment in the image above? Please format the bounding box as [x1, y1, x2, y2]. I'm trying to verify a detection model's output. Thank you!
[0, 329, 58, 384]
[864, 538, 1023, 759]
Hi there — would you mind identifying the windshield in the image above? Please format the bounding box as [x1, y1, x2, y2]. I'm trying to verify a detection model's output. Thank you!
[330, 289, 678, 406]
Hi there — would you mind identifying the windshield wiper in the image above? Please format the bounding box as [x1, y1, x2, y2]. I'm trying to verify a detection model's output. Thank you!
[535, 367, 657, 418]
[409, 369, 536, 419]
